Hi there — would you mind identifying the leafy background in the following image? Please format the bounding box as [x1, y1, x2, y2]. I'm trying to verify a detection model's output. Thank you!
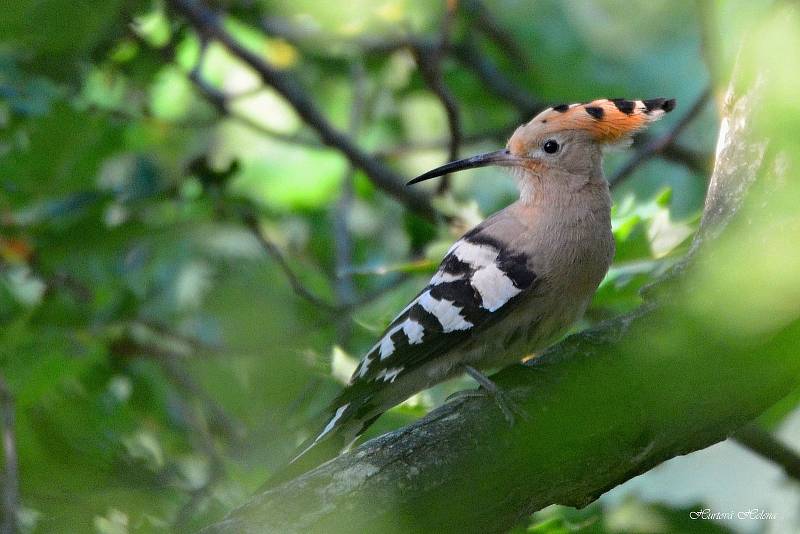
[0, 0, 797, 532]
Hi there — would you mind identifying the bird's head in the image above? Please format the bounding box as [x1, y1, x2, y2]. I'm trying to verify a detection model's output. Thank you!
[408, 98, 675, 200]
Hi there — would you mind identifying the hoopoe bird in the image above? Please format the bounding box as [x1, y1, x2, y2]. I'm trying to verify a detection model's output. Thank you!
[285, 97, 676, 474]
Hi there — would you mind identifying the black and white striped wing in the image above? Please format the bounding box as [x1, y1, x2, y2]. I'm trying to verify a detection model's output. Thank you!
[293, 218, 538, 461]
[350, 224, 537, 387]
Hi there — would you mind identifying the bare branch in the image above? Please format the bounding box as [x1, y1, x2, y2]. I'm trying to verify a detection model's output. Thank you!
[189, 61, 505, 161]
[333, 61, 367, 343]
[190, 14, 708, 183]
[733, 424, 800, 483]
[186, 68, 323, 149]
[259, 12, 541, 155]
[259, 16, 412, 56]
[0, 376, 19, 534]
[133, 319, 223, 357]
[374, 128, 510, 158]
[413, 2, 462, 194]
[130, 23, 324, 150]
[242, 206, 409, 313]
[158, 356, 247, 446]
[110, 332, 246, 445]
[241, 211, 339, 313]
[195, 60, 408, 318]
[166, 0, 439, 223]
[453, 36, 543, 117]
[187, 46, 393, 317]
[659, 141, 710, 176]
[461, 0, 531, 69]
[167, 373, 228, 531]
[609, 88, 712, 188]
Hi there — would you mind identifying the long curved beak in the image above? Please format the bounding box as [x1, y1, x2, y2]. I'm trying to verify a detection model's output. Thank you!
[406, 149, 525, 185]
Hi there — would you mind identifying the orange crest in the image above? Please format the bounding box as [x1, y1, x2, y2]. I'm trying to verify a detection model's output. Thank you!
[509, 98, 676, 152]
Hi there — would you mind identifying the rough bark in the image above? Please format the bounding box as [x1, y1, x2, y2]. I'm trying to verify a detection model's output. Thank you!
[200, 46, 800, 534]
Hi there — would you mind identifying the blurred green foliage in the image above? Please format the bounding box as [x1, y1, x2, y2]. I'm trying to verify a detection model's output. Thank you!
[0, 0, 796, 532]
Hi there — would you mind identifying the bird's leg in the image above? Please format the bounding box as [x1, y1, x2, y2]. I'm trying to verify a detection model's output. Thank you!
[451, 365, 529, 426]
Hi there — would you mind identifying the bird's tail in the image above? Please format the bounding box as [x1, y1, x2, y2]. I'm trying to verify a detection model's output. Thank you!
[263, 394, 381, 488]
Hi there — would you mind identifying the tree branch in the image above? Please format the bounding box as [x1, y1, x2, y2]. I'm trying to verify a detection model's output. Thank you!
[241, 206, 408, 314]
[258, 9, 713, 187]
[110, 329, 246, 446]
[258, 14, 544, 148]
[461, 0, 531, 69]
[609, 87, 712, 188]
[201, 41, 800, 534]
[453, 36, 543, 118]
[374, 128, 509, 158]
[241, 211, 340, 313]
[413, 1, 461, 194]
[186, 68, 323, 149]
[733, 424, 800, 483]
[169, 380, 228, 532]
[166, 0, 439, 223]
[0, 377, 19, 534]
[333, 61, 367, 343]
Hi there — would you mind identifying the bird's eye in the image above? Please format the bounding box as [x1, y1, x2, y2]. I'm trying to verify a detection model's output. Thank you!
[543, 140, 560, 154]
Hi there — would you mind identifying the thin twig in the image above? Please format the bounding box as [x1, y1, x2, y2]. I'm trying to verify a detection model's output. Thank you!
[453, 36, 543, 118]
[84, 102, 219, 130]
[333, 61, 367, 343]
[186, 42, 383, 316]
[133, 319, 223, 356]
[187, 68, 322, 148]
[130, 23, 325, 151]
[167, 379, 227, 531]
[235, 198, 406, 315]
[182, 57, 406, 313]
[241, 211, 339, 312]
[414, 1, 462, 194]
[660, 142, 709, 176]
[166, 0, 439, 222]
[157, 356, 246, 444]
[0, 376, 19, 534]
[374, 128, 510, 158]
[259, 13, 540, 121]
[110, 335, 246, 444]
[244, 209, 411, 311]
[696, 0, 723, 88]
[253, 20, 714, 181]
[258, 14, 540, 155]
[461, 0, 530, 69]
[189, 63, 504, 160]
[733, 424, 800, 483]
[609, 87, 712, 188]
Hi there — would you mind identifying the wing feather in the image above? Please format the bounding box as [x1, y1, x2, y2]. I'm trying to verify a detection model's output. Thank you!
[349, 216, 537, 388]
[293, 215, 539, 464]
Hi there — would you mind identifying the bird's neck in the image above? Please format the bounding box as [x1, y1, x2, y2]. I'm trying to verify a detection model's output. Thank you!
[516, 168, 610, 211]
[509, 169, 615, 298]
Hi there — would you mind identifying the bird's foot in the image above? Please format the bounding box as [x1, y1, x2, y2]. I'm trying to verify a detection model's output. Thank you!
[449, 365, 529, 427]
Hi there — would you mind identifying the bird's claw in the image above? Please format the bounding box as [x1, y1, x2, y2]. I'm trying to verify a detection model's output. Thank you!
[481, 386, 529, 426]
[447, 385, 529, 427]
